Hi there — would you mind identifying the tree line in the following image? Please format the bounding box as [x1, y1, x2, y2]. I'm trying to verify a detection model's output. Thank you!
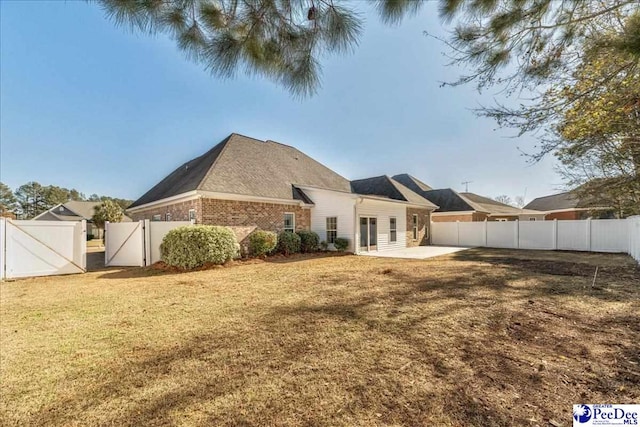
[0, 181, 133, 219]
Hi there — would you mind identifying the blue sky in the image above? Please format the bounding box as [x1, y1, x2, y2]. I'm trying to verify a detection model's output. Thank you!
[0, 1, 560, 203]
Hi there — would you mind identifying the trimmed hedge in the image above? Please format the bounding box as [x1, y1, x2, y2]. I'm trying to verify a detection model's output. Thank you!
[249, 230, 278, 257]
[160, 225, 239, 269]
[334, 237, 349, 252]
[296, 230, 320, 253]
[277, 231, 301, 255]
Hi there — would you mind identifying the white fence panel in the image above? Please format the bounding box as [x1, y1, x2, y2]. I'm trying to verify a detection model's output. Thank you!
[518, 221, 555, 250]
[591, 219, 629, 253]
[105, 221, 145, 267]
[432, 221, 458, 246]
[4, 219, 86, 279]
[628, 216, 640, 262]
[458, 222, 485, 247]
[557, 220, 589, 251]
[0, 219, 5, 280]
[148, 221, 191, 264]
[486, 221, 517, 248]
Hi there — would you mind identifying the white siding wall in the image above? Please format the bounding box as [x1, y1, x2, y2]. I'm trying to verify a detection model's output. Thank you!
[303, 188, 357, 252]
[356, 199, 407, 252]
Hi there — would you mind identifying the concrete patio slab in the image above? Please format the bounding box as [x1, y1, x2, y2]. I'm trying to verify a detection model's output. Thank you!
[358, 245, 471, 260]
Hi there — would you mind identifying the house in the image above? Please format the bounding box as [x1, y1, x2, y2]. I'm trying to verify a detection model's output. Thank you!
[34, 201, 132, 239]
[127, 133, 437, 253]
[392, 174, 545, 221]
[524, 191, 616, 220]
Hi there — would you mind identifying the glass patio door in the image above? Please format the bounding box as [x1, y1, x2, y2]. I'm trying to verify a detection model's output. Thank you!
[359, 217, 377, 251]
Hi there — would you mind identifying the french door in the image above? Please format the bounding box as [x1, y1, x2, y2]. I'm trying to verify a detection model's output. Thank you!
[359, 217, 377, 251]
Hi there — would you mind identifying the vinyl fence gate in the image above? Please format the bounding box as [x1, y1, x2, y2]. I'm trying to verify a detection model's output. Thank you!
[104, 220, 191, 267]
[0, 218, 87, 279]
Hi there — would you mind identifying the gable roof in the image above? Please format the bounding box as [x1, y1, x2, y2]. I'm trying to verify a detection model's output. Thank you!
[129, 133, 352, 209]
[460, 193, 542, 216]
[35, 201, 132, 222]
[350, 176, 438, 208]
[391, 174, 433, 193]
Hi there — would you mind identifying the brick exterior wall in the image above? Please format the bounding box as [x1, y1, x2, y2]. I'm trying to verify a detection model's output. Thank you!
[406, 207, 431, 247]
[129, 197, 311, 254]
[129, 199, 202, 223]
[545, 210, 583, 220]
[431, 212, 489, 222]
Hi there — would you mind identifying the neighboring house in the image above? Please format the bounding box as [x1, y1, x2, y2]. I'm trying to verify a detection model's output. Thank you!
[34, 201, 132, 239]
[392, 174, 545, 221]
[524, 191, 616, 220]
[127, 133, 437, 253]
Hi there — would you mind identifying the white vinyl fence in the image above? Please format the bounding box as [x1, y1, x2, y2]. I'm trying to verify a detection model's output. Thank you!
[105, 220, 191, 267]
[432, 217, 640, 262]
[0, 218, 86, 279]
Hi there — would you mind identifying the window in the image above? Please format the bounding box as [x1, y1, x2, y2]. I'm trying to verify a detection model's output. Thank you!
[284, 213, 295, 232]
[152, 214, 161, 221]
[389, 217, 397, 242]
[165, 213, 172, 222]
[189, 209, 196, 223]
[326, 217, 337, 244]
[412, 214, 418, 240]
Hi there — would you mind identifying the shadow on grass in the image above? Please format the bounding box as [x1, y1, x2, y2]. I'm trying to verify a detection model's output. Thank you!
[19, 248, 640, 426]
[96, 252, 354, 279]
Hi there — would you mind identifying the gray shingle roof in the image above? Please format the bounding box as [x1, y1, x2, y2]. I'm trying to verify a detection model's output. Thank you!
[350, 176, 438, 208]
[391, 174, 433, 192]
[524, 191, 596, 211]
[460, 193, 542, 216]
[130, 133, 352, 208]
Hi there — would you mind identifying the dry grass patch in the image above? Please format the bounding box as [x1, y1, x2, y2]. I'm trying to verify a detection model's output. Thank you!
[1, 249, 638, 426]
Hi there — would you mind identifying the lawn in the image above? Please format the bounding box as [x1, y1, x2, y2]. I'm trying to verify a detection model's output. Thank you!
[1, 249, 639, 426]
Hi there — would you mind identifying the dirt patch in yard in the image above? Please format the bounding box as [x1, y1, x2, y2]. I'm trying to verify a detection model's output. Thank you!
[1, 248, 638, 426]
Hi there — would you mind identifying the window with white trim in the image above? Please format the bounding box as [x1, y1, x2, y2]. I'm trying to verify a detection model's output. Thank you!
[326, 217, 337, 244]
[284, 213, 295, 232]
[412, 214, 418, 240]
[189, 209, 196, 223]
[152, 214, 161, 221]
[389, 217, 397, 242]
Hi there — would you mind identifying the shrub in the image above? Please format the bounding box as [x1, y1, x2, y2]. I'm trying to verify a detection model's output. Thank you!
[334, 237, 349, 252]
[160, 225, 239, 269]
[296, 230, 319, 253]
[319, 240, 329, 251]
[249, 230, 278, 257]
[277, 231, 301, 255]
[86, 233, 95, 241]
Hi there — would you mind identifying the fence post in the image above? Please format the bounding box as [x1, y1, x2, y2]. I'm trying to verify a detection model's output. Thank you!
[515, 219, 519, 249]
[553, 219, 558, 250]
[143, 219, 151, 267]
[104, 221, 109, 267]
[0, 218, 5, 280]
[80, 220, 87, 271]
[484, 219, 488, 247]
[586, 218, 592, 251]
